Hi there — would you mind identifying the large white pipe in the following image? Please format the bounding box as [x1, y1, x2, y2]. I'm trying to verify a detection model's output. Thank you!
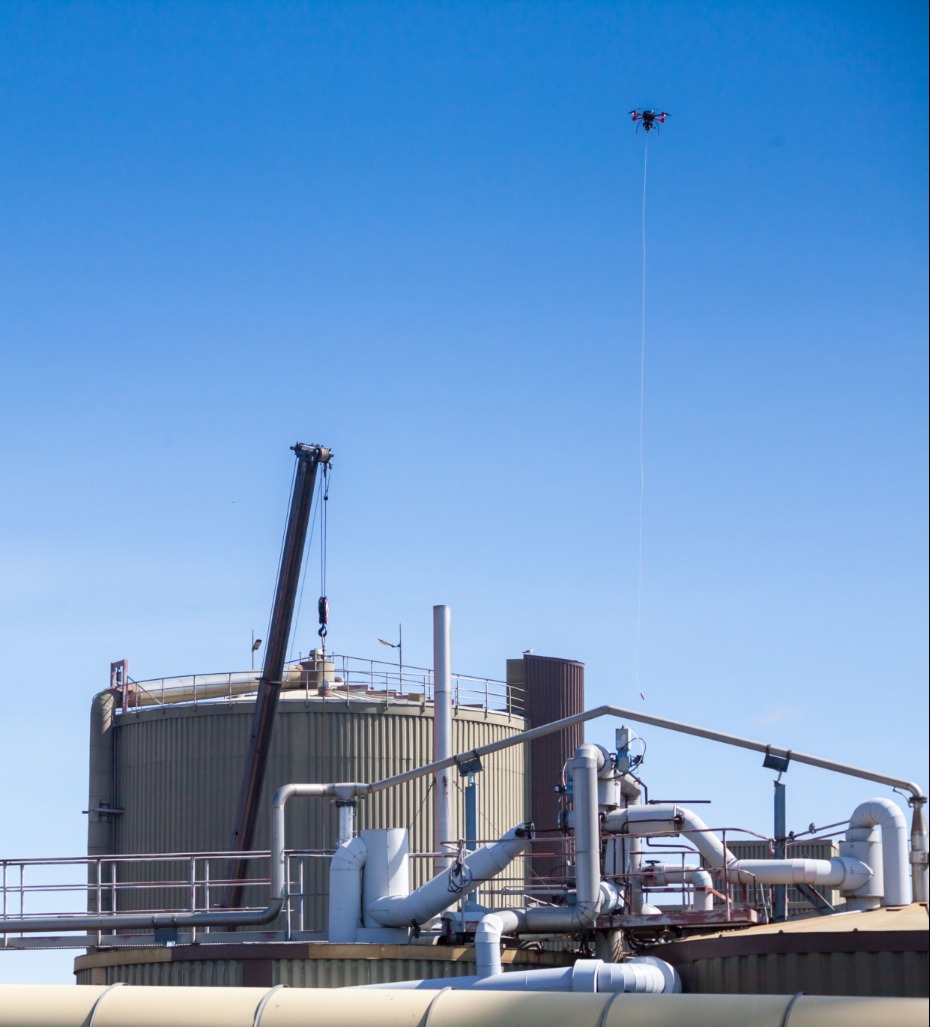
[605, 804, 733, 867]
[844, 798, 911, 907]
[728, 858, 871, 891]
[433, 604, 454, 873]
[359, 956, 681, 993]
[515, 746, 617, 929]
[1, 985, 927, 1027]
[572, 745, 603, 915]
[365, 824, 530, 930]
[475, 912, 525, 977]
[328, 835, 367, 943]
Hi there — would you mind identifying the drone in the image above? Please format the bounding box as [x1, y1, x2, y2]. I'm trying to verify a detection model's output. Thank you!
[630, 109, 669, 132]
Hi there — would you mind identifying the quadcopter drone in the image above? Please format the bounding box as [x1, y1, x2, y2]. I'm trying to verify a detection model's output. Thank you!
[630, 109, 669, 132]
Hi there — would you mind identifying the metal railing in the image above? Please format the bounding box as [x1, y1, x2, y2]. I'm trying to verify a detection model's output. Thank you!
[116, 654, 524, 718]
[2, 824, 775, 951]
[2, 849, 309, 948]
[0, 847, 534, 950]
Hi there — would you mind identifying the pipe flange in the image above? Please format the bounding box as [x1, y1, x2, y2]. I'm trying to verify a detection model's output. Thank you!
[87, 982, 125, 1027]
[252, 984, 287, 1026]
[571, 959, 601, 992]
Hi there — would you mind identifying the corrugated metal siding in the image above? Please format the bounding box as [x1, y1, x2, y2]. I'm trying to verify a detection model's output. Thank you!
[88, 949, 923, 993]
[108, 699, 526, 925]
[75, 943, 576, 989]
[673, 949, 927, 997]
[276, 956, 480, 987]
[654, 906, 929, 998]
[120, 959, 243, 987]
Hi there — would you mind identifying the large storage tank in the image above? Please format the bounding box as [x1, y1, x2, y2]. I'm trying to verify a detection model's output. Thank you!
[87, 656, 527, 932]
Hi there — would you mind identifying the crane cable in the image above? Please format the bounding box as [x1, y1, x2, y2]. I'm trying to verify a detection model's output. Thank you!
[287, 460, 331, 666]
[318, 462, 331, 648]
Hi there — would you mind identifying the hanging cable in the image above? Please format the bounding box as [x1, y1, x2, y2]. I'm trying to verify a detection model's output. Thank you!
[635, 137, 648, 700]
[318, 462, 331, 650]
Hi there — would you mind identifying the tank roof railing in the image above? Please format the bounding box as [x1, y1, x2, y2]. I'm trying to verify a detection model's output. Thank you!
[113, 653, 524, 719]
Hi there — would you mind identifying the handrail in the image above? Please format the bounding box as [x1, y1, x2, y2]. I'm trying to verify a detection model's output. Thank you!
[113, 654, 522, 717]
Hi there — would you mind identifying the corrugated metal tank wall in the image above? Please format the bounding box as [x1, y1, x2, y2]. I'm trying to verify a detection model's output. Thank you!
[75, 942, 576, 988]
[650, 904, 929, 998]
[105, 696, 526, 927]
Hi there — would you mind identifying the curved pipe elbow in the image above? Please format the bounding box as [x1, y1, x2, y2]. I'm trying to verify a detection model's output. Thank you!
[475, 910, 526, 977]
[597, 957, 682, 994]
[331, 835, 367, 872]
[605, 804, 732, 868]
[846, 797, 911, 906]
[848, 798, 907, 834]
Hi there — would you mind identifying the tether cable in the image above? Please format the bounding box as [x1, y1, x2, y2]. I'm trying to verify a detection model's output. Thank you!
[635, 137, 648, 698]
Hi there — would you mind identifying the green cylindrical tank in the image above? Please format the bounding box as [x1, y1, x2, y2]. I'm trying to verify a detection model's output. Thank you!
[87, 679, 527, 930]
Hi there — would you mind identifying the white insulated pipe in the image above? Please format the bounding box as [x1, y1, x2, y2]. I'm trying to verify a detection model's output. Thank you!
[359, 956, 681, 993]
[328, 836, 367, 942]
[845, 798, 910, 907]
[560, 743, 603, 923]
[1, 986, 928, 1027]
[728, 858, 871, 890]
[519, 745, 614, 930]
[365, 824, 530, 930]
[605, 804, 876, 901]
[433, 604, 454, 873]
[605, 804, 733, 867]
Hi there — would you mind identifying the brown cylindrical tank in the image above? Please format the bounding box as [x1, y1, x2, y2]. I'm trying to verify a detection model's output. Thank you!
[518, 654, 584, 884]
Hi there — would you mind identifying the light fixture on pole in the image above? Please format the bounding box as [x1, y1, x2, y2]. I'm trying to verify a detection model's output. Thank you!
[377, 624, 403, 685]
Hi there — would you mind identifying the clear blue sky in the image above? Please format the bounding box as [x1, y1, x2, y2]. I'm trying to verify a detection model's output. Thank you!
[1, 1, 927, 983]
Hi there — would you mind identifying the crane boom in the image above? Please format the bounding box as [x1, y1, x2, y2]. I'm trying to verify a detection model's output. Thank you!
[223, 442, 332, 908]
